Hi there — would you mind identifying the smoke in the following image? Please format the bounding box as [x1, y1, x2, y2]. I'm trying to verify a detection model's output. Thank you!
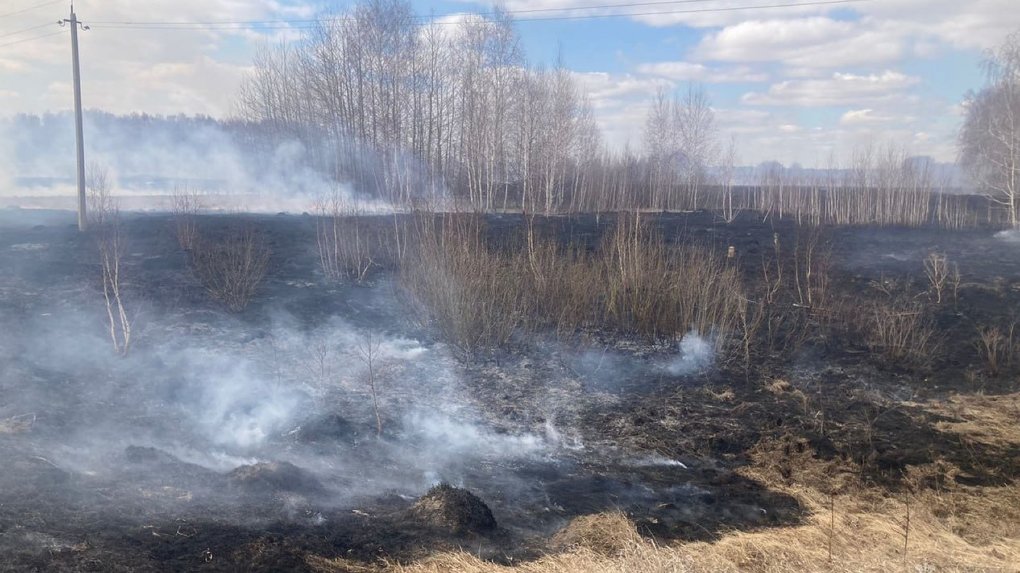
[995, 228, 1020, 243]
[0, 208, 744, 558]
[661, 331, 716, 376]
[403, 411, 548, 462]
[0, 253, 575, 509]
[0, 112, 412, 213]
[181, 351, 311, 449]
[0, 120, 13, 193]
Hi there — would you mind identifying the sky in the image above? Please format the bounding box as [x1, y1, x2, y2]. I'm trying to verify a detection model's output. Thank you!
[0, 0, 1018, 166]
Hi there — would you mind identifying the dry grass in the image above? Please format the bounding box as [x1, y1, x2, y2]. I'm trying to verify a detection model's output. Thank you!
[929, 393, 1020, 450]
[550, 512, 642, 556]
[362, 480, 1020, 572]
[401, 212, 528, 350]
[378, 468, 1020, 573]
[305, 392, 1020, 573]
[401, 212, 743, 352]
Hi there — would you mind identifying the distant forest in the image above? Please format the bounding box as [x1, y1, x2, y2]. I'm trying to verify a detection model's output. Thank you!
[2, 0, 993, 226]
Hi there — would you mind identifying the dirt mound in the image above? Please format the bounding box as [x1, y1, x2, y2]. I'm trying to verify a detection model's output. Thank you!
[294, 413, 358, 445]
[411, 483, 497, 534]
[227, 461, 324, 496]
[551, 511, 641, 556]
[124, 445, 181, 465]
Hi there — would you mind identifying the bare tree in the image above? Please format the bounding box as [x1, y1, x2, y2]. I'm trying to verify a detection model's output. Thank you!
[355, 333, 384, 438]
[236, 0, 603, 213]
[643, 85, 717, 210]
[924, 252, 951, 304]
[87, 164, 132, 356]
[169, 186, 202, 251]
[960, 30, 1020, 227]
[720, 135, 739, 223]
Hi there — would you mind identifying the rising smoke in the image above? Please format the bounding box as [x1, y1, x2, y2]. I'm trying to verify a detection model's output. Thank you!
[0, 112, 398, 212]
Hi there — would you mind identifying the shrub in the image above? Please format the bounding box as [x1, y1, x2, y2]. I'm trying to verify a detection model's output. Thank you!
[315, 193, 379, 283]
[191, 227, 270, 312]
[400, 211, 744, 352]
[401, 212, 527, 351]
[975, 324, 1017, 376]
[924, 252, 952, 304]
[169, 186, 202, 251]
[865, 302, 940, 368]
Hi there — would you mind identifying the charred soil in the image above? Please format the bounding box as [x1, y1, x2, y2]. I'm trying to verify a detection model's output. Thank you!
[0, 208, 1018, 571]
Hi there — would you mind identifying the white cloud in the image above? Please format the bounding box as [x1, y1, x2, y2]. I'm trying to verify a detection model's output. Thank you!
[567, 71, 667, 149]
[742, 71, 920, 107]
[457, 0, 1020, 43]
[0, 0, 306, 118]
[449, 0, 833, 28]
[854, 0, 1020, 51]
[594, 103, 651, 150]
[839, 108, 909, 126]
[694, 18, 905, 70]
[636, 61, 767, 83]
[571, 71, 671, 108]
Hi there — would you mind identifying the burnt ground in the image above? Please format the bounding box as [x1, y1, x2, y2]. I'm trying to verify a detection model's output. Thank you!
[0, 207, 1019, 572]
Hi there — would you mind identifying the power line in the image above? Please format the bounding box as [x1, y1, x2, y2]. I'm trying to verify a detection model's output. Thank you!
[87, 0, 872, 30]
[0, 0, 62, 20]
[0, 28, 65, 49]
[0, 21, 51, 40]
[87, 0, 836, 24]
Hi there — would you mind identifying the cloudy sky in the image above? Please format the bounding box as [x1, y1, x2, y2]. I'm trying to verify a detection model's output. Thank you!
[0, 0, 1018, 166]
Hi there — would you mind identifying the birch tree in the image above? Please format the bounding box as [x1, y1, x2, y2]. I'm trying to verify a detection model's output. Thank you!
[960, 30, 1020, 227]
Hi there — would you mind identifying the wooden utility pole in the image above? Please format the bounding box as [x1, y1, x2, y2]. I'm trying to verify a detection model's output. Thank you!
[61, 4, 88, 231]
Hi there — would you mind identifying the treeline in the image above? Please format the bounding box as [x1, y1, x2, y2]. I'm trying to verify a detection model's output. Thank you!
[5, 0, 1009, 227]
[236, 0, 1006, 227]
[238, 0, 601, 212]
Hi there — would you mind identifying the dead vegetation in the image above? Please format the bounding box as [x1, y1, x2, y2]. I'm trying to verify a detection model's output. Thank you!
[401, 212, 743, 352]
[356, 333, 385, 438]
[310, 480, 1020, 573]
[190, 227, 271, 312]
[924, 252, 952, 304]
[975, 324, 1019, 376]
[315, 193, 380, 283]
[862, 301, 940, 368]
[410, 484, 497, 534]
[365, 409, 1020, 573]
[169, 186, 203, 251]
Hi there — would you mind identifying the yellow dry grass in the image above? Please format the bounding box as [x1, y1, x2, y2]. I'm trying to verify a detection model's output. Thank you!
[308, 393, 1020, 573]
[928, 392, 1020, 449]
[372, 483, 1019, 573]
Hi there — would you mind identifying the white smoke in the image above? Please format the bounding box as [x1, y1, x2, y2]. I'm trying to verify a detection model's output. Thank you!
[662, 331, 715, 376]
[995, 229, 1020, 243]
[403, 412, 547, 459]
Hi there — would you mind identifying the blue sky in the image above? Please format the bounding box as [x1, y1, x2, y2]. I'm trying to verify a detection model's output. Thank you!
[1, 0, 1017, 165]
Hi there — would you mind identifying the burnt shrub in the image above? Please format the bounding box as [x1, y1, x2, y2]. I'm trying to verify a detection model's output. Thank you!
[190, 227, 270, 312]
[410, 483, 497, 534]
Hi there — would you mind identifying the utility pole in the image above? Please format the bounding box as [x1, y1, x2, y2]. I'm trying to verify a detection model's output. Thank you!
[61, 4, 89, 231]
